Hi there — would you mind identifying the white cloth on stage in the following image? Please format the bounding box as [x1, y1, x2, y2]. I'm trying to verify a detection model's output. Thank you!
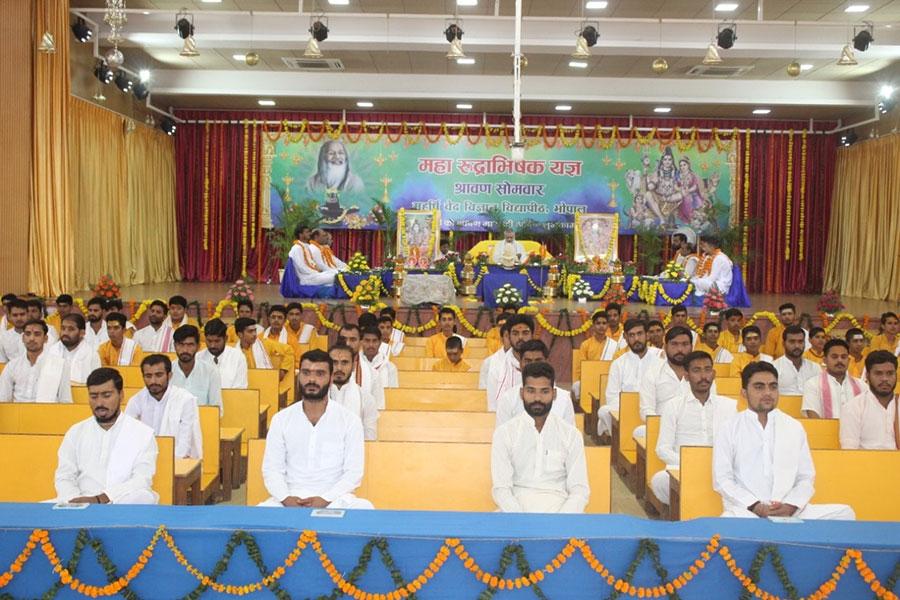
[133, 324, 175, 353]
[54, 414, 159, 504]
[495, 385, 574, 429]
[259, 400, 372, 509]
[197, 346, 248, 389]
[773, 356, 821, 395]
[598, 350, 661, 436]
[839, 390, 898, 449]
[0, 351, 71, 403]
[650, 392, 737, 505]
[84, 321, 109, 349]
[691, 252, 733, 296]
[289, 242, 337, 286]
[172, 360, 223, 415]
[713, 409, 855, 520]
[491, 413, 589, 513]
[125, 385, 202, 459]
[47, 340, 101, 385]
[329, 381, 378, 440]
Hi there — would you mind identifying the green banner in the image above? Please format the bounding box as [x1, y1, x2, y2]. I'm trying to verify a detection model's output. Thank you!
[264, 132, 737, 234]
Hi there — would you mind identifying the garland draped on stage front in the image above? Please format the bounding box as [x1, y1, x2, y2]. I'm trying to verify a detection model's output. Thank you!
[174, 111, 837, 294]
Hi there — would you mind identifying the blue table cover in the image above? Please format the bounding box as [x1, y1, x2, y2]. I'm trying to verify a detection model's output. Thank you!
[279, 258, 336, 299]
[481, 272, 532, 309]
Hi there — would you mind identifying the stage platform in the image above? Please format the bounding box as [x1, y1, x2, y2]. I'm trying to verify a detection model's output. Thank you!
[0, 503, 897, 598]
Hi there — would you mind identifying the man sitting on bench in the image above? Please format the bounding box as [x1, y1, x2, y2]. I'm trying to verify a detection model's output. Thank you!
[259, 349, 373, 509]
[495, 340, 574, 428]
[432, 335, 471, 372]
[54, 368, 158, 505]
[713, 361, 855, 520]
[491, 362, 589, 513]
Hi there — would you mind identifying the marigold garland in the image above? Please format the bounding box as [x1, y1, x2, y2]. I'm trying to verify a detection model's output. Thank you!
[73, 298, 88, 317]
[784, 129, 795, 260]
[798, 130, 808, 262]
[742, 128, 751, 281]
[640, 280, 695, 306]
[130, 299, 154, 324]
[211, 298, 238, 320]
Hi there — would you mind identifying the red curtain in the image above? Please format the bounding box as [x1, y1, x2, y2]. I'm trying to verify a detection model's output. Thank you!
[174, 109, 837, 293]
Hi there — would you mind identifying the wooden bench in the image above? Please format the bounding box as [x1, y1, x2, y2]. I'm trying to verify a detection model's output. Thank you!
[245, 439, 611, 513]
[377, 410, 585, 443]
[385, 388, 486, 412]
[405, 336, 487, 348]
[221, 389, 263, 484]
[392, 356, 484, 372]
[671, 445, 900, 521]
[71, 386, 142, 404]
[578, 360, 611, 414]
[0, 433, 174, 504]
[398, 370, 480, 389]
[400, 345, 491, 359]
[247, 369, 281, 417]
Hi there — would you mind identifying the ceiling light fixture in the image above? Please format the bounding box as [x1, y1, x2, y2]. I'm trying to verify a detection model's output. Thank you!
[356, 101, 374, 108]
[245, 11, 260, 66]
[114, 70, 133, 94]
[654, 107, 672, 113]
[880, 84, 895, 98]
[71, 17, 93, 43]
[133, 81, 150, 100]
[555, 104, 572, 111]
[328, 0, 350, 4]
[800, 63, 814, 71]
[752, 108, 771, 115]
[585, 1, 608, 8]
[652, 18, 668, 74]
[715, 3, 739, 11]
[572, 23, 599, 58]
[844, 5, 869, 13]
[717, 23, 737, 49]
[159, 117, 177, 136]
[138, 69, 150, 82]
[877, 98, 895, 114]
[258, 99, 276, 106]
[456, 57, 475, 65]
[457, 0, 478, 5]
[852, 23, 874, 51]
[232, 54, 246, 61]
[445, 22, 466, 59]
[839, 131, 858, 146]
[569, 60, 588, 68]
[93, 60, 114, 85]
[456, 103, 473, 109]
[305, 17, 329, 58]
[702, 43, 723, 64]
[175, 10, 199, 57]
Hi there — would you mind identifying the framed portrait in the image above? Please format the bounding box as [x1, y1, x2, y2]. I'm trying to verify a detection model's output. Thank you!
[397, 209, 441, 269]
[574, 212, 619, 262]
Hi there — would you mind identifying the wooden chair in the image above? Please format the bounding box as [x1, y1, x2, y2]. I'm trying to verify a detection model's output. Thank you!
[246, 369, 279, 425]
[713, 363, 731, 377]
[385, 388, 486, 412]
[198, 405, 220, 504]
[578, 360, 611, 414]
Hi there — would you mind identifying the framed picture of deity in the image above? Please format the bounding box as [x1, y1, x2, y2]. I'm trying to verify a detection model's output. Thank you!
[397, 208, 441, 269]
[574, 212, 619, 264]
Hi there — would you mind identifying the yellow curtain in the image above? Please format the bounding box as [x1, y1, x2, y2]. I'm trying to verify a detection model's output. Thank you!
[30, 0, 74, 295]
[68, 98, 180, 289]
[823, 133, 900, 301]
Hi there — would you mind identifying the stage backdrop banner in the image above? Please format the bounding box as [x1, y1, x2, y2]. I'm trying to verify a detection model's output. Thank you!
[262, 133, 737, 234]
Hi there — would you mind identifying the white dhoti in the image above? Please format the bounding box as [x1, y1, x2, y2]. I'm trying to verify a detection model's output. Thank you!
[596, 405, 615, 436]
[721, 503, 856, 520]
[257, 494, 374, 509]
[298, 270, 338, 286]
[650, 470, 672, 505]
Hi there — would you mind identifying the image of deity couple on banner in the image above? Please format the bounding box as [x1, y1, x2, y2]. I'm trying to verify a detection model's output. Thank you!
[624, 146, 723, 232]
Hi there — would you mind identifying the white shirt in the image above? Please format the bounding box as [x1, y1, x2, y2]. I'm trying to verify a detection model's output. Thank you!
[495, 385, 574, 429]
[607, 350, 662, 409]
[840, 390, 898, 450]
[0, 327, 23, 363]
[47, 340, 101, 385]
[197, 346, 248, 389]
[125, 385, 202, 459]
[361, 352, 398, 409]
[693, 252, 734, 295]
[713, 409, 815, 511]
[656, 392, 737, 467]
[491, 413, 589, 513]
[54, 414, 158, 504]
[639, 359, 689, 422]
[487, 349, 522, 411]
[801, 372, 863, 419]
[708, 346, 735, 364]
[0, 351, 71, 403]
[773, 356, 821, 395]
[480, 348, 506, 390]
[84, 321, 109, 349]
[133, 324, 175, 353]
[172, 359, 223, 415]
[262, 400, 364, 502]
[329, 381, 378, 440]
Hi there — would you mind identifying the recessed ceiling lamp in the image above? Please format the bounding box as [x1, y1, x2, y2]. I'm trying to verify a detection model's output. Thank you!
[357, 101, 374, 108]
[456, 57, 476, 65]
[232, 54, 246, 61]
[585, 1, 607, 8]
[457, 0, 478, 5]
[654, 107, 672, 113]
[715, 3, 739, 11]
[752, 108, 771, 115]
[572, 24, 599, 58]
[456, 103, 473, 109]
[569, 60, 588, 68]
[329, 0, 350, 4]
[305, 17, 329, 58]
[175, 10, 199, 57]
[844, 5, 869, 13]
[258, 99, 276, 106]
[445, 23, 466, 59]
[555, 104, 572, 111]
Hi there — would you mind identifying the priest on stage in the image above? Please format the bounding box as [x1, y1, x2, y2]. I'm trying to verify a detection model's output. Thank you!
[690, 235, 733, 297]
[492, 229, 527, 269]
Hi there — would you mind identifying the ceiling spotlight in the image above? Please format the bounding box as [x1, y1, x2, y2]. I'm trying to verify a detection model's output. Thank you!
[702, 43, 723, 65]
[716, 23, 737, 49]
[786, 61, 802, 77]
[752, 108, 771, 115]
[555, 104, 573, 111]
[133, 81, 150, 100]
[878, 98, 895, 114]
[844, 5, 869, 13]
[114, 71, 133, 94]
[654, 107, 672, 113]
[572, 24, 599, 58]
[585, 1, 607, 7]
[839, 131, 858, 146]
[456, 103, 473, 109]
[245, 52, 260, 66]
[880, 84, 895, 98]
[852, 23, 874, 52]
[444, 23, 465, 59]
[71, 17, 93, 43]
[175, 11, 199, 57]
[93, 60, 114, 85]
[305, 19, 329, 58]
[651, 57, 669, 74]
[160, 117, 177, 136]
[837, 44, 858, 65]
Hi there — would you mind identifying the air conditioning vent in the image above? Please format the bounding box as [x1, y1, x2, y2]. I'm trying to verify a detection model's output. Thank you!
[281, 57, 345, 71]
[686, 64, 754, 77]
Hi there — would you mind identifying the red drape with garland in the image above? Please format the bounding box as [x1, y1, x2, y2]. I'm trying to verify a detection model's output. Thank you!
[174, 110, 836, 293]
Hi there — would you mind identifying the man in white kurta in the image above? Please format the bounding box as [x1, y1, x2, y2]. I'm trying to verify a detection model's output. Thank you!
[486, 315, 534, 411]
[492, 362, 589, 513]
[713, 361, 855, 520]
[639, 326, 694, 425]
[690, 238, 733, 297]
[773, 326, 821, 395]
[47, 314, 101, 385]
[172, 325, 223, 415]
[802, 339, 863, 419]
[0, 321, 71, 403]
[55, 368, 158, 504]
[495, 341, 574, 428]
[0, 300, 27, 363]
[198, 319, 249, 389]
[289, 239, 337, 286]
[360, 327, 397, 409]
[598, 320, 660, 437]
[83, 298, 110, 349]
[651, 351, 737, 505]
[133, 301, 176, 353]
[840, 351, 898, 449]
[338, 324, 380, 404]
[260, 349, 373, 509]
[491, 229, 527, 268]
[328, 345, 378, 440]
[695, 323, 735, 364]
[125, 356, 202, 459]
[480, 320, 511, 390]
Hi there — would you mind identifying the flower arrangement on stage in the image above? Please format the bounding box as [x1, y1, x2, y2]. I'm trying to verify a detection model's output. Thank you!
[225, 280, 254, 304]
[621, 260, 638, 276]
[91, 275, 121, 300]
[703, 285, 727, 316]
[526, 252, 543, 267]
[571, 278, 594, 302]
[604, 283, 629, 306]
[587, 256, 609, 274]
[660, 260, 686, 281]
[816, 290, 844, 315]
[474, 251, 490, 271]
[494, 283, 524, 309]
[351, 275, 382, 306]
[346, 252, 371, 273]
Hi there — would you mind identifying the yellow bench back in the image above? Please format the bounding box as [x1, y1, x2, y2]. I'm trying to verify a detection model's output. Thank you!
[221, 388, 262, 439]
[734, 394, 803, 418]
[392, 356, 484, 372]
[0, 433, 174, 505]
[71, 386, 143, 404]
[247, 369, 280, 409]
[246, 439, 610, 513]
[400, 345, 491, 359]
[645, 415, 664, 495]
[385, 388, 486, 412]
[678, 443, 895, 521]
[579, 360, 611, 413]
[405, 336, 487, 348]
[617, 392, 642, 465]
[398, 370, 480, 389]
[111, 365, 146, 388]
[377, 410, 585, 442]
[713, 364, 730, 377]
[198, 406, 219, 479]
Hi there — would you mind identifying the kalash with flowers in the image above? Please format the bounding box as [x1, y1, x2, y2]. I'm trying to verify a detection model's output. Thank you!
[494, 283, 524, 309]
[346, 252, 371, 274]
